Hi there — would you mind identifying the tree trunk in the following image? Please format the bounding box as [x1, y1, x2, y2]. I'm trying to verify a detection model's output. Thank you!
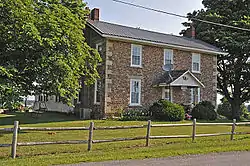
[231, 101, 241, 120]
[25, 97, 28, 107]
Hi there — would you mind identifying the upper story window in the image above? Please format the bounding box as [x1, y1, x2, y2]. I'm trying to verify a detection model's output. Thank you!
[164, 49, 173, 66]
[131, 44, 142, 67]
[96, 43, 103, 54]
[192, 53, 201, 73]
[96, 43, 102, 66]
[130, 79, 141, 105]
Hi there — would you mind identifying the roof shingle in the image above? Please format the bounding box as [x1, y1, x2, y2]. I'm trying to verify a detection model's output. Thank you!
[154, 70, 187, 85]
[87, 20, 224, 54]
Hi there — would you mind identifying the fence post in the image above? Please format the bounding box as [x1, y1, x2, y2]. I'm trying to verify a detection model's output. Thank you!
[192, 118, 196, 142]
[146, 120, 151, 146]
[11, 121, 19, 159]
[88, 122, 94, 151]
[230, 119, 236, 140]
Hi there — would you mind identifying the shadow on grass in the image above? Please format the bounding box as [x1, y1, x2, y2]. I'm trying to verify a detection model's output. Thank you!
[0, 112, 80, 126]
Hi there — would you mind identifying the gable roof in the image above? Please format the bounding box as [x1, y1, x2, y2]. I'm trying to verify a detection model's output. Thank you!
[154, 70, 187, 85]
[154, 70, 205, 88]
[87, 20, 226, 55]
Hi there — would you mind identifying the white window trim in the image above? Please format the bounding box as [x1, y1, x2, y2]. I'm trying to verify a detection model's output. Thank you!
[96, 43, 102, 66]
[77, 91, 81, 104]
[131, 44, 142, 68]
[191, 88, 194, 104]
[192, 53, 201, 73]
[164, 49, 174, 66]
[190, 88, 201, 104]
[94, 80, 100, 105]
[162, 87, 173, 102]
[129, 79, 142, 106]
[197, 88, 201, 103]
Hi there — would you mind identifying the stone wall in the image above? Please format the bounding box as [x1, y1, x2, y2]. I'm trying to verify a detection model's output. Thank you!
[105, 40, 217, 113]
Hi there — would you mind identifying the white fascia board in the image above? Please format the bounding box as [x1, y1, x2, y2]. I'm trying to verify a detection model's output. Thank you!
[170, 70, 205, 88]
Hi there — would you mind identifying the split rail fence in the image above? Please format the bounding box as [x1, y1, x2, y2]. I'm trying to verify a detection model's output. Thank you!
[1, 119, 250, 159]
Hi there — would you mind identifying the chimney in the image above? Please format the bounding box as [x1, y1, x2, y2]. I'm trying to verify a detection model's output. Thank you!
[183, 24, 196, 39]
[91, 8, 100, 21]
[191, 25, 196, 39]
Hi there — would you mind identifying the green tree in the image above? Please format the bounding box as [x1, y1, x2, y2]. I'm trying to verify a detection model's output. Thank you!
[0, 0, 101, 104]
[181, 0, 250, 120]
[0, 66, 22, 110]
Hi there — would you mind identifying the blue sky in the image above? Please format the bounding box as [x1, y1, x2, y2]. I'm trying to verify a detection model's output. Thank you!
[85, 0, 203, 35]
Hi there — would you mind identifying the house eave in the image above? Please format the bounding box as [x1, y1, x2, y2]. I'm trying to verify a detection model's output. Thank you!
[103, 35, 227, 56]
[170, 70, 205, 88]
[87, 21, 227, 56]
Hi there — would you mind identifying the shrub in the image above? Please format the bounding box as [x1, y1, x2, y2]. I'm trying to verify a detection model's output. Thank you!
[217, 101, 249, 120]
[191, 101, 217, 120]
[217, 101, 232, 119]
[241, 105, 249, 120]
[120, 108, 150, 121]
[149, 100, 185, 121]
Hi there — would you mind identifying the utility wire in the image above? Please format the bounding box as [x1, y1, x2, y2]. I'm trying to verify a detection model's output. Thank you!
[113, 0, 250, 32]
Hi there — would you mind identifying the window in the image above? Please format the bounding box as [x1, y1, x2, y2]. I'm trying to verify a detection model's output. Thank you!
[96, 43, 102, 54]
[77, 80, 82, 104]
[190, 88, 201, 104]
[162, 87, 172, 102]
[130, 79, 141, 105]
[77, 90, 81, 104]
[164, 49, 173, 66]
[94, 80, 101, 104]
[96, 43, 102, 66]
[192, 53, 201, 73]
[131, 44, 142, 67]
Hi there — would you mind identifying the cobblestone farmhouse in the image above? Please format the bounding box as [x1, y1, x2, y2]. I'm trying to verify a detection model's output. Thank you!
[76, 8, 226, 118]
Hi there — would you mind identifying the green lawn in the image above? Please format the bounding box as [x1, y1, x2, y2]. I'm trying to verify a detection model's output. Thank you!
[1, 112, 250, 166]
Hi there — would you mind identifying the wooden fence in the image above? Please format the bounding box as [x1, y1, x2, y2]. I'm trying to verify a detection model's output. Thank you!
[1, 119, 250, 159]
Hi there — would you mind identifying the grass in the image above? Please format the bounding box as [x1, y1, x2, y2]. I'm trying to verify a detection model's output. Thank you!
[1, 112, 250, 166]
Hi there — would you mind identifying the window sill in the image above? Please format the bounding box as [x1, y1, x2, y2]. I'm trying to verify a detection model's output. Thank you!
[129, 104, 142, 107]
[130, 65, 143, 68]
[192, 71, 201, 74]
[94, 103, 100, 105]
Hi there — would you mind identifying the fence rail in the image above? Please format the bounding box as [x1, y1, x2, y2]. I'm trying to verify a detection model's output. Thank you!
[1, 119, 250, 159]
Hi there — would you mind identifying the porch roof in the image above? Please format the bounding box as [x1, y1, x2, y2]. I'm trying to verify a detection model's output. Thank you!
[154, 70, 205, 88]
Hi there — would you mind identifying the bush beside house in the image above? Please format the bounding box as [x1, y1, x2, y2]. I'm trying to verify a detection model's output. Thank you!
[191, 101, 217, 120]
[120, 108, 150, 121]
[121, 100, 185, 121]
[149, 100, 185, 121]
[120, 100, 232, 122]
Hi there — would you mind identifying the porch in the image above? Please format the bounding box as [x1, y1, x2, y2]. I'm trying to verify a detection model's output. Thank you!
[154, 70, 205, 107]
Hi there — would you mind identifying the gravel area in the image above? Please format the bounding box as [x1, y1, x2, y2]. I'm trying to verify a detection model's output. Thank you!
[61, 151, 250, 166]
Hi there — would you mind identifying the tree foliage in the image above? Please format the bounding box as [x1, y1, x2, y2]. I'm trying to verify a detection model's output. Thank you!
[0, 0, 101, 105]
[181, 0, 250, 120]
